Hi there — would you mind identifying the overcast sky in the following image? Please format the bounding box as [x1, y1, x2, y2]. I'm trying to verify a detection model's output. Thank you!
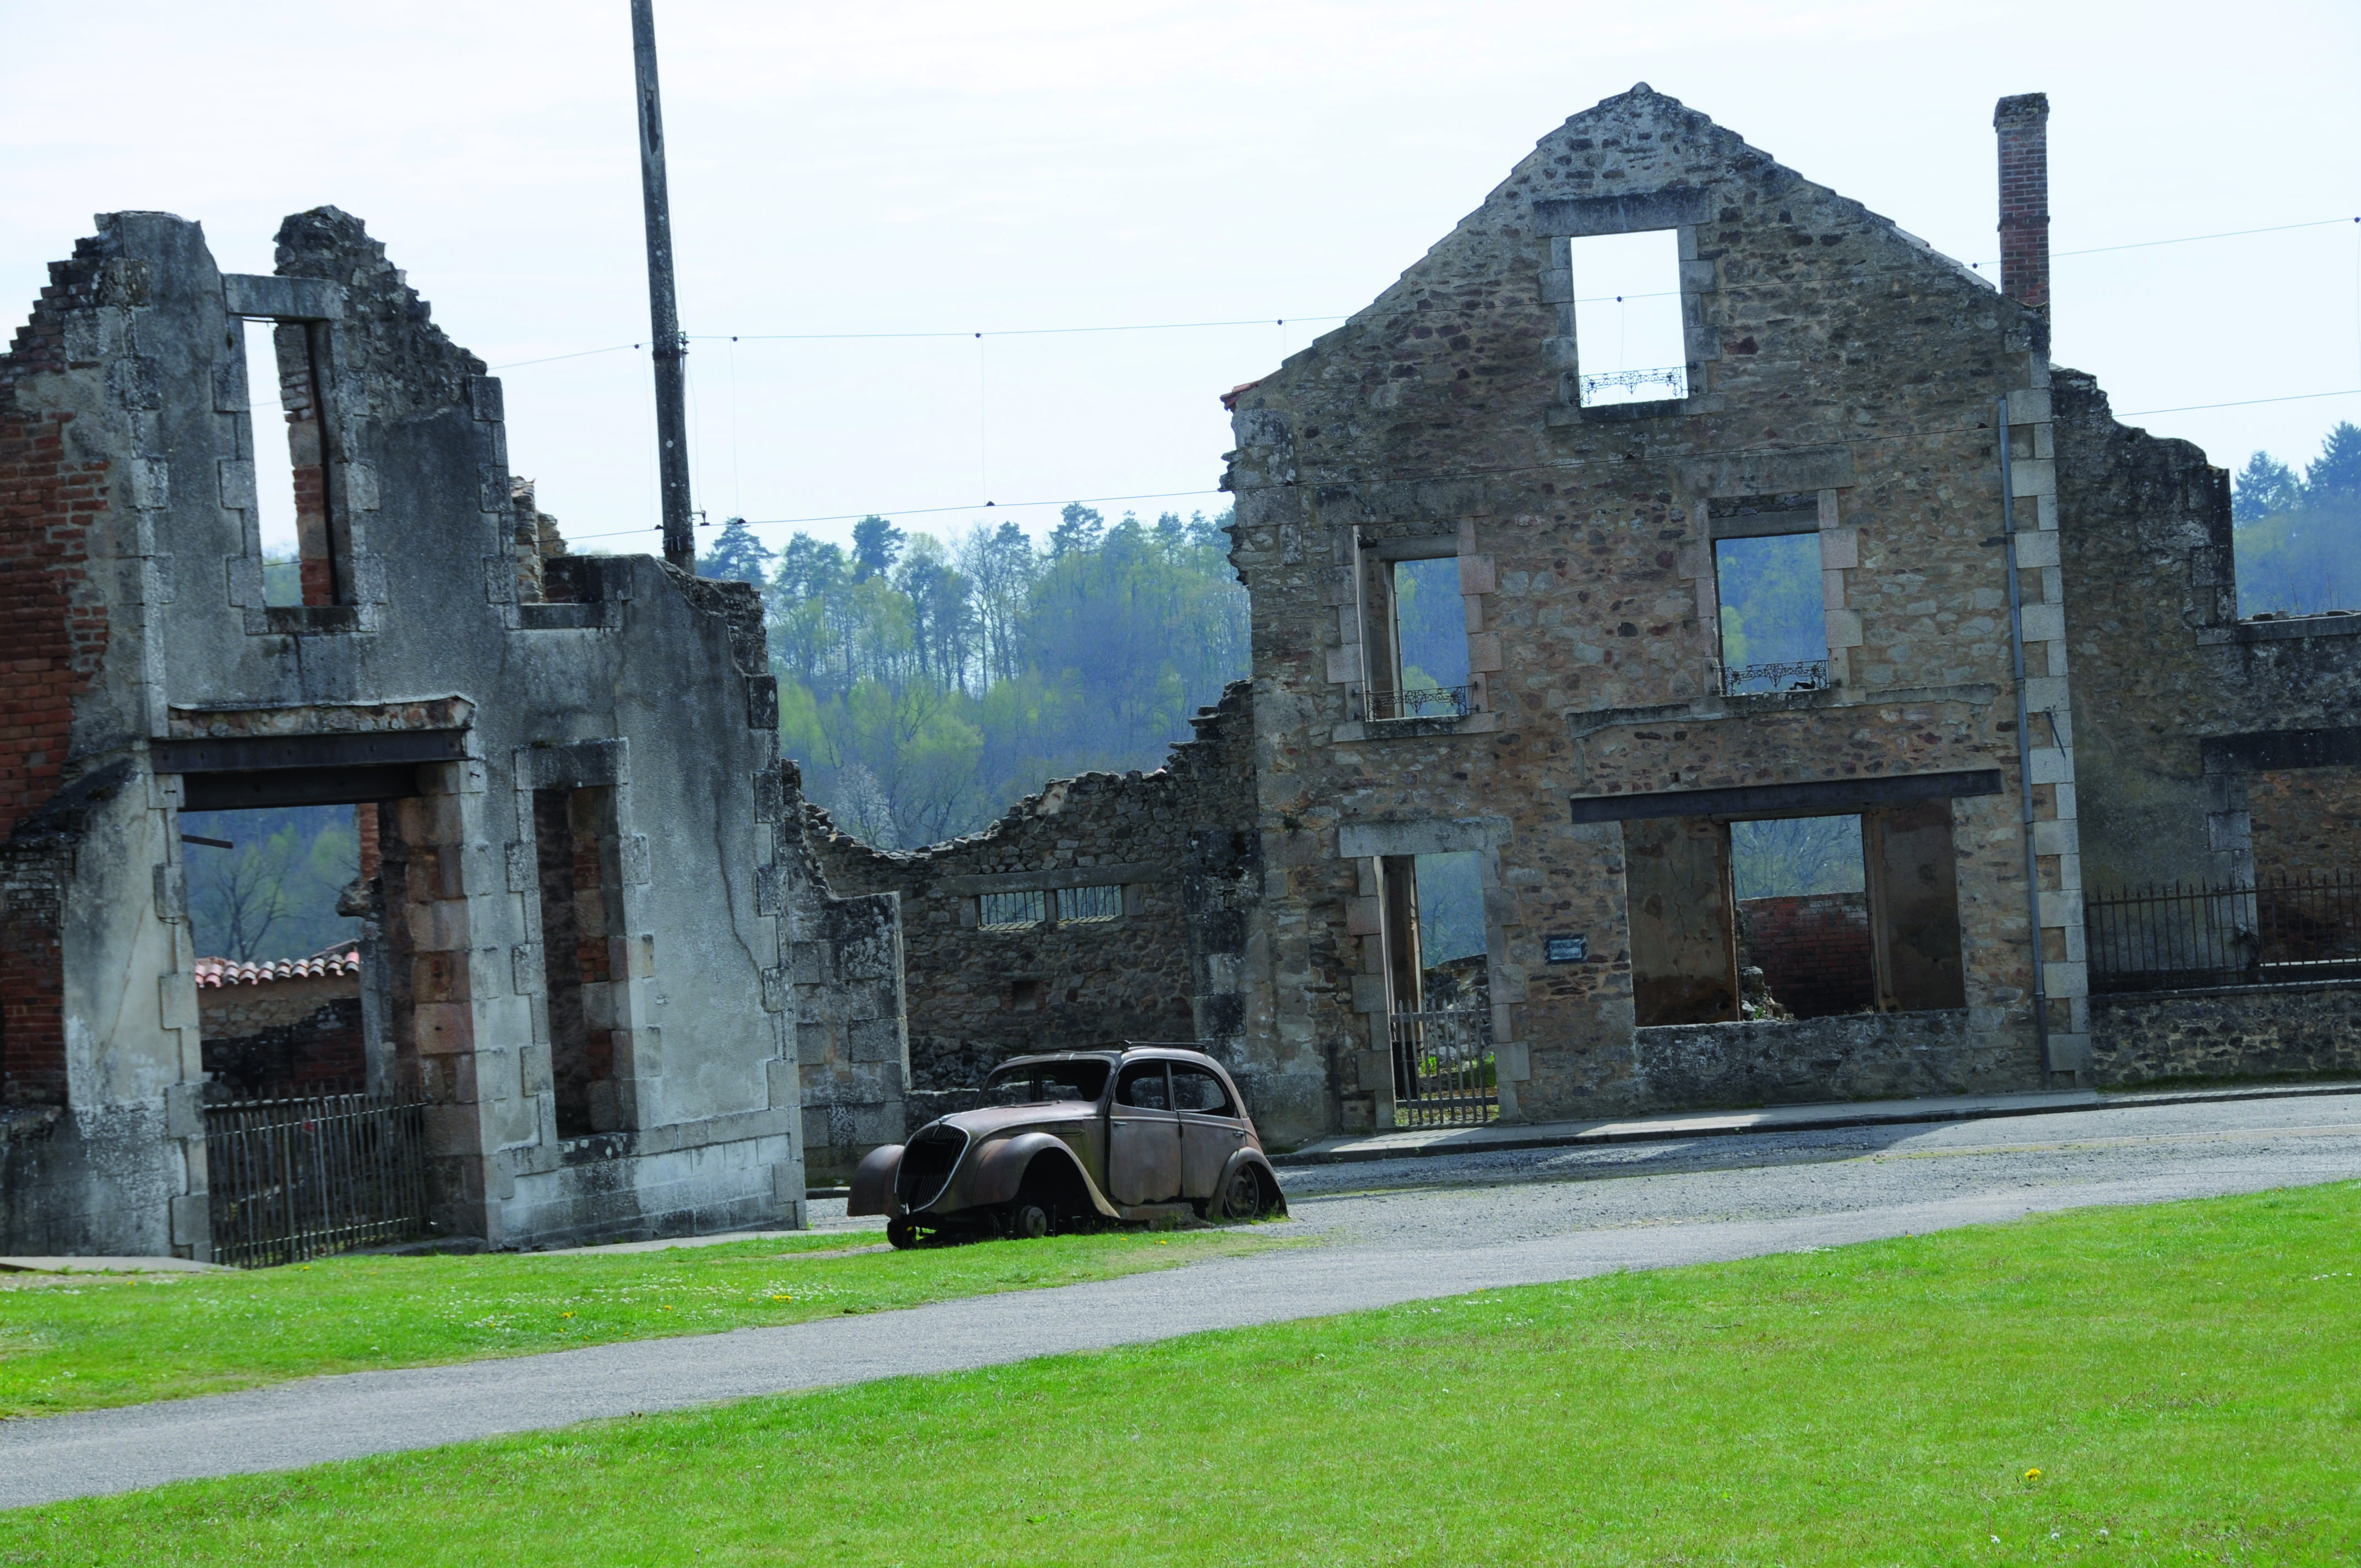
[6, 1, 2355, 559]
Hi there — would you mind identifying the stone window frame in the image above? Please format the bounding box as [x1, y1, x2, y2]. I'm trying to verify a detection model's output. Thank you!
[219, 274, 387, 638]
[1330, 519, 1503, 742]
[1532, 188, 1721, 428]
[1684, 488, 1856, 695]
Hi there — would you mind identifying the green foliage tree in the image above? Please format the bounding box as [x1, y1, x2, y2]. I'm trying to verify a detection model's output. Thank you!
[2231, 422, 2361, 616]
[697, 518, 775, 588]
[765, 507, 1244, 847]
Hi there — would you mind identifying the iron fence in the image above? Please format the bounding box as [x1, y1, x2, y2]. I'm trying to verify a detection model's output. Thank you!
[1364, 685, 1471, 722]
[1723, 658, 1830, 696]
[205, 1091, 431, 1268]
[1391, 1008, 1497, 1128]
[2085, 874, 2361, 994]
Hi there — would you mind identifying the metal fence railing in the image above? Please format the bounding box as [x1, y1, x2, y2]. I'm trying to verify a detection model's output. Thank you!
[2085, 874, 2361, 995]
[205, 1091, 431, 1268]
[1390, 1008, 1497, 1128]
[1723, 658, 1830, 696]
[1363, 685, 1471, 722]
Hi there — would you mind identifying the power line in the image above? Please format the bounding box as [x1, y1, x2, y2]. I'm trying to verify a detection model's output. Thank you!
[491, 216, 2356, 371]
[2120, 389, 2361, 416]
[565, 383, 2361, 548]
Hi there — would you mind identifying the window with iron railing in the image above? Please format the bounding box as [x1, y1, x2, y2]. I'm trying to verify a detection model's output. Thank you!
[978, 889, 1046, 930]
[1569, 228, 1688, 409]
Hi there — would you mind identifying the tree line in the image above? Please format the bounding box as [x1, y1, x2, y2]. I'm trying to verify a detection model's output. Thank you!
[699, 504, 1249, 848]
[2232, 422, 2361, 617]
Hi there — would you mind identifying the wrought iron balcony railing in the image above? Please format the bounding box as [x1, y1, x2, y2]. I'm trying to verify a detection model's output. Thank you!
[1579, 365, 1688, 403]
[1362, 684, 1471, 722]
[1723, 658, 1830, 696]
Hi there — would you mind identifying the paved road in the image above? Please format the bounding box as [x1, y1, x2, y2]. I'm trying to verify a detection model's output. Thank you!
[7, 1093, 2356, 1509]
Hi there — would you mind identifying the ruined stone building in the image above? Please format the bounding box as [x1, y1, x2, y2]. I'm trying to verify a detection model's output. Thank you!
[1206, 84, 2360, 1129]
[806, 682, 1287, 1155]
[1, 208, 901, 1259]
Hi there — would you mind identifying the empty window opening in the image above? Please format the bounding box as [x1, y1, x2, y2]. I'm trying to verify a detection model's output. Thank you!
[1008, 978, 1041, 1012]
[977, 884, 1124, 930]
[1715, 532, 1827, 694]
[1569, 229, 1687, 407]
[1732, 816, 1872, 1020]
[1627, 803, 1965, 1028]
[183, 804, 368, 1097]
[1389, 558, 1472, 719]
[240, 317, 336, 607]
[1361, 552, 1471, 721]
[535, 787, 622, 1139]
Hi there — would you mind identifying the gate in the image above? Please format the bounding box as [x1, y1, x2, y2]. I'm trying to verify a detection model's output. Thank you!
[1390, 1008, 1497, 1128]
[204, 1091, 432, 1268]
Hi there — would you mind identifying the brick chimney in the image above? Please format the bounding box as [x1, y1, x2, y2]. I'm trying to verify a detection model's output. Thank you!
[1994, 93, 2050, 314]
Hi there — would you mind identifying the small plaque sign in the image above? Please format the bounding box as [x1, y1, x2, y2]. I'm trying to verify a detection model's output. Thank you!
[1544, 933, 1587, 963]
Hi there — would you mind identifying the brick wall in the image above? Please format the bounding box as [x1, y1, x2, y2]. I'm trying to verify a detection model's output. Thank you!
[1, 238, 121, 1108]
[1739, 895, 1874, 1019]
[1994, 93, 2050, 314]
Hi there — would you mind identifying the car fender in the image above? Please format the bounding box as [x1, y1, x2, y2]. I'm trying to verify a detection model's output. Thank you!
[1215, 1147, 1287, 1218]
[958, 1132, 1120, 1218]
[848, 1142, 903, 1218]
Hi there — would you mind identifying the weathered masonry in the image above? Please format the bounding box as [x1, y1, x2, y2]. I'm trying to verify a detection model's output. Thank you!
[807, 682, 1301, 1164]
[1218, 86, 2236, 1130]
[0, 208, 898, 1258]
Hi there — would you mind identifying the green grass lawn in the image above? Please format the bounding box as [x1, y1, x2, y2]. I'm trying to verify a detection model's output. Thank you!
[0, 1226, 1285, 1418]
[10, 1182, 2358, 1566]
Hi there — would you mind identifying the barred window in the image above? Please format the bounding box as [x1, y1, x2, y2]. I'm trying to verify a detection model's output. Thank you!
[978, 890, 1046, 930]
[1058, 884, 1123, 924]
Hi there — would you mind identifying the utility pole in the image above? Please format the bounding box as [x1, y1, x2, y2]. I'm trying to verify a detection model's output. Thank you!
[630, 0, 695, 571]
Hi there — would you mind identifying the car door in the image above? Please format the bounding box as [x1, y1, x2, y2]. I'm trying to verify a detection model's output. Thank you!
[1171, 1063, 1248, 1200]
[1106, 1059, 1181, 1205]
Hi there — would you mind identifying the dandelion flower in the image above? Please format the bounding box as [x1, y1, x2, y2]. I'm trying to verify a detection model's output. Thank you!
[2023, 1467, 2042, 1482]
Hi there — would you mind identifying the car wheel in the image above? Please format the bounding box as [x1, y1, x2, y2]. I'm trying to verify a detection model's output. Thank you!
[886, 1218, 920, 1250]
[1006, 1202, 1051, 1240]
[1220, 1167, 1265, 1222]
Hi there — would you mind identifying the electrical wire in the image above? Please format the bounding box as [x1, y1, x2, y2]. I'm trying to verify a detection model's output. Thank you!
[489, 217, 2356, 372]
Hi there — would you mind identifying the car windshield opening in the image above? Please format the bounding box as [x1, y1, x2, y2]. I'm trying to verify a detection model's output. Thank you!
[982, 1060, 1111, 1107]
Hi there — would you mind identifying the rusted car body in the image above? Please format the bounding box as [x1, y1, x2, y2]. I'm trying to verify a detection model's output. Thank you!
[849, 1045, 1286, 1246]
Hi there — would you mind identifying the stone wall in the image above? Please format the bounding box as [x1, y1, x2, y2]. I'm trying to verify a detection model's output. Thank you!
[1634, 1009, 1998, 1108]
[1224, 85, 2074, 1131]
[2088, 983, 2361, 1085]
[2056, 376, 2361, 896]
[807, 681, 1299, 1143]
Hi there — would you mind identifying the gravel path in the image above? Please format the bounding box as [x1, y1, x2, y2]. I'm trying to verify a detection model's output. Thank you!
[7, 1093, 2355, 1509]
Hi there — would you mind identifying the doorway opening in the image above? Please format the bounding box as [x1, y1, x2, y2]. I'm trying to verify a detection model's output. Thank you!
[1377, 850, 1495, 1126]
[183, 803, 369, 1097]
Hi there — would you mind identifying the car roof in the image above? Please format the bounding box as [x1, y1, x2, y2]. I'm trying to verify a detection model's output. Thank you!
[991, 1043, 1225, 1069]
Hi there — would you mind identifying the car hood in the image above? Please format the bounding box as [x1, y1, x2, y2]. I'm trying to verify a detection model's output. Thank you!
[923, 1101, 1100, 1141]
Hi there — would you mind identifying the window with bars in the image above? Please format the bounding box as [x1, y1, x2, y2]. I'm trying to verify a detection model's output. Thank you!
[974, 884, 1127, 930]
[978, 889, 1047, 930]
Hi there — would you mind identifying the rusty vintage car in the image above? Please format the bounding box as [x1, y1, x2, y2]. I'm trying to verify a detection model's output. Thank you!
[849, 1045, 1286, 1246]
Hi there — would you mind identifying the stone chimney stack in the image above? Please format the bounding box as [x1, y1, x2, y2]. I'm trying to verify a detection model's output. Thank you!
[1994, 93, 2051, 315]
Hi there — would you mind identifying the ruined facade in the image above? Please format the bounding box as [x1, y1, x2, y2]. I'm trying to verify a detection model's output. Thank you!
[806, 682, 1294, 1163]
[1215, 86, 2136, 1129]
[0, 208, 897, 1257]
